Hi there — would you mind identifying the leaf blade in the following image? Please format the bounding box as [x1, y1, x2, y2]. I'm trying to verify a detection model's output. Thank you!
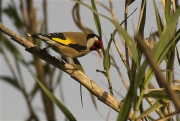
[24, 66, 76, 121]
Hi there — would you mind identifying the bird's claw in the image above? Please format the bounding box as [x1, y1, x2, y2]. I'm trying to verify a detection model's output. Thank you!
[63, 63, 79, 75]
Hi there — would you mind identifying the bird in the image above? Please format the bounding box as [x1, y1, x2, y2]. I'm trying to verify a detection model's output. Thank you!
[27, 32, 103, 64]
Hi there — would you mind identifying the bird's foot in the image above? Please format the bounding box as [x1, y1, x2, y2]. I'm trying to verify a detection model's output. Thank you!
[61, 59, 79, 74]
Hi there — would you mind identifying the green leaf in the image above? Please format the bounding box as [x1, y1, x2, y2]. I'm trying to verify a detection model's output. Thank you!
[136, 100, 166, 120]
[58, 71, 65, 103]
[154, 6, 180, 66]
[15, 59, 24, 85]
[90, 93, 98, 110]
[117, 64, 138, 120]
[117, 87, 135, 120]
[138, 7, 180, 87]
[73, 58, 85, 73]
[0, 34, 21, 58]
[175, 29, 180, 44]
[133, 8, 180, 119]
[103, 37, 113, 70]
[165, 0, 171, 22]
[152, 0, 164, 36]
[144, 90, 180, 100]
[0, 76, 20, 90]
[54, 70, 63, 89]
[72, 0, 140, 69]
[90, 0, 102, 38]
[3, 0, 24, 29]
[24, 65, 76, 121]
[136, 0, 146, 38]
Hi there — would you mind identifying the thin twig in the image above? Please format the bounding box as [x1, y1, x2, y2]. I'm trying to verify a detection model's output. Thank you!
[113, 39, 131, 77]
[95, 1, 111, 12]
[124, 1, 131, 80]
[43, 0, 48, 33]
[106, 69, 114, 96]
[172, 0, 177, 12]
[72, 3, 94, 33]
[110, 56, 129, 90]
[156, 110, 180, 121]
[20, 0, 28, 28]
[109, 0, 118, 22]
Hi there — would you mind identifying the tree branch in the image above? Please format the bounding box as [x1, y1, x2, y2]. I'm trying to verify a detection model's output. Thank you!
[0, 22, 136, 120]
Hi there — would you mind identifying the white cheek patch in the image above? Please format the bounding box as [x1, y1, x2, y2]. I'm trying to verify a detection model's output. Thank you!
[87, 38, 95, 48]
[94, 36, 98, 41]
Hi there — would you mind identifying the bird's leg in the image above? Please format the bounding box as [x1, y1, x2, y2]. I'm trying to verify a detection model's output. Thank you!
[67, 58, 79, 71]
[61, 57, 79, 75]
[67, 58, 74, 64]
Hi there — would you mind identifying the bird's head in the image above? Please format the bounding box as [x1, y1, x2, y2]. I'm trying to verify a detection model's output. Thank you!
[86, 34, 103, 56]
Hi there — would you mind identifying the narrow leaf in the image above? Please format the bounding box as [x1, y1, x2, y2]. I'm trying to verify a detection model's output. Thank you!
[152, 7, 180, 66]
[136, 100, 165, 120]
[136, 0, 146, 38]
[144, 90, 180, 100]
[24, 66, 76, 121]
[73, 58, 85, 73]
[90, 93, 97, 109]
[1, 34, 20, 58]
[152, 0, 164, 36]
[54, 70, 63, 89]
[138, 7, 180, 87]
[3, 0, 24, 29]
[0, 76, 20, 90]
[103, 37, 113, 70]
[91, 0, 102, 38]
[165, 0, 171, 22]
[117, 87, 135, 120]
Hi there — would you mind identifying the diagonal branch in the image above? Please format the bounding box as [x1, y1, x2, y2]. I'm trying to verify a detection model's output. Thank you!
[0, 22, 137, 120]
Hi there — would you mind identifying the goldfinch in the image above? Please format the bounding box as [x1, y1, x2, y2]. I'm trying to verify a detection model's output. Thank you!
[27, 32, 103, 64]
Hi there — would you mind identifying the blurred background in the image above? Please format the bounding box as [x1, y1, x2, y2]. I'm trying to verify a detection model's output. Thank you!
[1, 0, 180, 120]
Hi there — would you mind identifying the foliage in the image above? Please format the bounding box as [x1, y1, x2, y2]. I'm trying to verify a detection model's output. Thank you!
[1, 0, 180, 120]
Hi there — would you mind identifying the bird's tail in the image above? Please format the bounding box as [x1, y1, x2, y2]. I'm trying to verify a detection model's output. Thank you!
[26, 33, 59, 48]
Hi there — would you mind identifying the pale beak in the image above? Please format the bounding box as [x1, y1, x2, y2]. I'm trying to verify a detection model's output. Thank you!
[96, 49, 102, 57]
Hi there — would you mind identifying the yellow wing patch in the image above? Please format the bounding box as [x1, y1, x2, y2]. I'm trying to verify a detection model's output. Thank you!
[52, 37, 75, 46]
